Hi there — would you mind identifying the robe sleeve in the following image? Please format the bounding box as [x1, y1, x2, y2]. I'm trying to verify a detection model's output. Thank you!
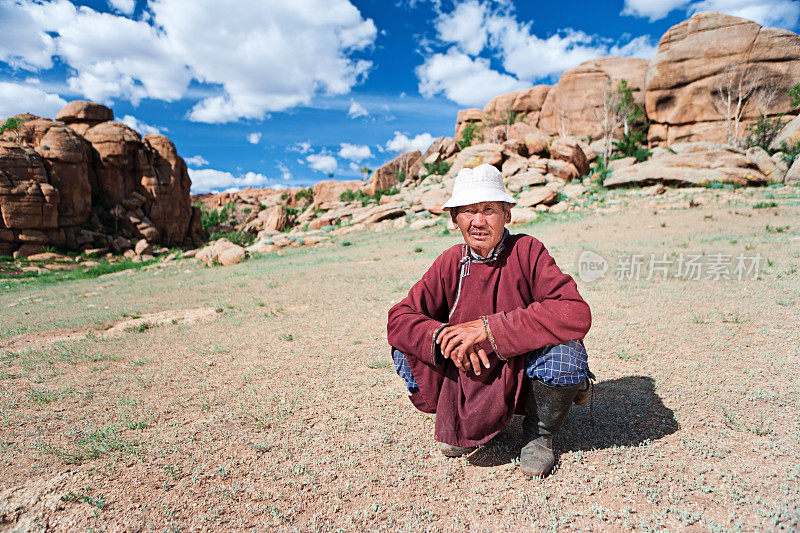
[387, 254, 452, 366]
[484, 241, 591, 359]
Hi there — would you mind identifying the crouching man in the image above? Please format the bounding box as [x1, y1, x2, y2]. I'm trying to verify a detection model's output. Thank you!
[387, 164, 593, 478]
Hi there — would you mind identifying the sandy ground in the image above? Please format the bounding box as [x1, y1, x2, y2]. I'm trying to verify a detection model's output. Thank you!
[1, 185, 799, 531]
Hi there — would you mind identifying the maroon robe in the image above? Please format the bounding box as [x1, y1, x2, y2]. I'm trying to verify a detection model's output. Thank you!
[387, 233, 592, 447]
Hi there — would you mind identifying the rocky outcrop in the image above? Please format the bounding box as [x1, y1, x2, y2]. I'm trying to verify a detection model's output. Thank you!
[538, 57, 648, 139]
[365, 150, 422, 194]
[0, 101, 199, 257]
[645, 12, 800, 144]
[604, 144, 769, 187]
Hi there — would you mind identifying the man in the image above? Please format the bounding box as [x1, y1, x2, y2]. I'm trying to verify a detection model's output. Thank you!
[387, 164, 593, 478]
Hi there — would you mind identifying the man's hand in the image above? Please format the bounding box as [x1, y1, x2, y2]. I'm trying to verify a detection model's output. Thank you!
[438, 320, 491, 375]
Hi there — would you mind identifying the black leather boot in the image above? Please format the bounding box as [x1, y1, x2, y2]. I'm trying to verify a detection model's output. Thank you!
[520, 379, 581, 477]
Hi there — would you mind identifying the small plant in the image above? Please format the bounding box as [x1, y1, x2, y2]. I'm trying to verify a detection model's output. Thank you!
[194, 201, 235, 229]
[778, 140, 800, 166]
[457, 122, 482, 149]
[790, 82, 800, 108]
[280, 333, 294, 341]
[590, 158, 612, 183]
[422, 161, 452, 177]
[612, 130, 651, 162]
[340, 240, 352, 247]
[394, 169, 407, 183]
[366, 358, 390, 369]
[743, 115, 783, 151]
[294, 187, 313, 202]
[413, 247, 423, 253]
[62, 488, 106, 517]
[753, 201, 778, 209]
[207, 230, 255, 247]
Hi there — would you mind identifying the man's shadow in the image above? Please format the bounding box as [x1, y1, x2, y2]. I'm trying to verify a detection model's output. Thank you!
[468, 376, 678, 467]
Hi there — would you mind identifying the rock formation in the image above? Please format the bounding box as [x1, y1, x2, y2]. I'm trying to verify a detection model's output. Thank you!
[0, 101, 200, 257]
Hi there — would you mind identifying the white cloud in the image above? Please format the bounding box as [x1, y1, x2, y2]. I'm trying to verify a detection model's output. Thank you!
[185, 155, 209, 167]
[248, 132, 262, 144]
[277, 163, 293, 180]
[189, 168, 271, 193]
[348, 100, 369, 118]
[291, 141, 312, 153]
[0, 81, 66, 119]
[689, 0, 800, 28]
[0, 0, 377, 122]
[306, 153, 339, 173]
[434, 0, 489, 55]
[338, 142, 372, 162]
[620, 0, 690, 20]
[609, 35, 658, 59]
[119, 114, 163, 136]
[621, 0, 799, 28]
[385, 131, 434, 153]
[349, 161, 360, 172]
[416, 47, 528, 107]
[108, 0, 136, 16]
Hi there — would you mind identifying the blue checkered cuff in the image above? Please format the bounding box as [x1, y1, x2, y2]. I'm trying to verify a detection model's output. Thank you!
[393, 349, 419, 393]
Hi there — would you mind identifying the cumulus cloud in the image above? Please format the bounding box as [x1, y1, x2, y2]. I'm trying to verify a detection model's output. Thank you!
[189, 168, 271, 193]
[185, 155, 209, 167]
[291, 141, 312, 153]
[385, 131, 434, 153]
[620, 0, 690, 20]
[107, 0, 136, 16]
[119, 115, 163, 136]
[416, 48, 527, 107]
[348, 100, 369, 118]
[0, 0, 377, 122]
[621, 0, 799, 28]
[248, 132, 262, 144]
[434, 0, 489, 55]
[417, 0, 658, 104]
[338, 143, 373, 162]
[306, 153, 339, 173]
[0, 81, 66, 119]
[277, 163, 293, 180]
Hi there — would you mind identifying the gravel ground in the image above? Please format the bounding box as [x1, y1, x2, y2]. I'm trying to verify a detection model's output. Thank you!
[1, 185, 799, 531]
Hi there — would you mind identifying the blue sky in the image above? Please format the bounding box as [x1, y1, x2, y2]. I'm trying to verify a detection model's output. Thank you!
[1, 0, 798, 193]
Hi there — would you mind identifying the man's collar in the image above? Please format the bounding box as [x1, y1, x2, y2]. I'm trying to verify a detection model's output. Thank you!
[468, 228, 509, 263]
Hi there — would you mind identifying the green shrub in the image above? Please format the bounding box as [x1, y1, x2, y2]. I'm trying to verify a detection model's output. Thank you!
[590, 158, 612, 183]
[613, 130, 651, 162]
[744, 115, 783, 152]
[779, 141, 800, 166]
[295, 187, 313, 201]
[790, 83, 800, 108]
[207, 230, 255, 247]
[457, 122, 482, 150]
[394, 170, 407, 183]
[194, 201, 235, 229]
[339, 186, 398, 204]
[422, 161, 452, 177]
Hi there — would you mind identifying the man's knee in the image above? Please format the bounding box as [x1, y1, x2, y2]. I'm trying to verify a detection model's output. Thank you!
[525, 340, 588, 386]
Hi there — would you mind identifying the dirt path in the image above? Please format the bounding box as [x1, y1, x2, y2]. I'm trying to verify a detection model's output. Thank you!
[1, 186, 799, 531]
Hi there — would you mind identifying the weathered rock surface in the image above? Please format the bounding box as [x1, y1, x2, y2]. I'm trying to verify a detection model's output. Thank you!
[311, 180, 362, 204]
[365, 151, 421, 195]
[196, 238, 247, 267]
[605, 146, 768, 187]
[538, 57, 648, 139]
[770, 114, 800, 151]
[645, 12, 800, 143]
[0, 101, 199, 257]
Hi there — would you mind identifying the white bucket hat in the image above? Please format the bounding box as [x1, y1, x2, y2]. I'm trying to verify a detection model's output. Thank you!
[442, 164, 517, 210]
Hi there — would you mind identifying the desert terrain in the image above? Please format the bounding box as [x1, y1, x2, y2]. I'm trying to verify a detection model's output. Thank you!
[1, 184, 798, 531]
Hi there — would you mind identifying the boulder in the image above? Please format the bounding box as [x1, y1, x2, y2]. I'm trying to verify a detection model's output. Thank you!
[549, 137, 590, 177]
[769, 114, 800, 151]
[516, 185, 557, 208]
[508, 206, 540, 224]
[55, 100, 113, 125]
[483, 91, 525, 123]
[244, 204, 290, 233]
[546, 159, 580, 182]
[218, 245, 246, 266]
[539, 57, 648, 139]
[134, 238, 153, 256]
[511, 85, 551, 117]
[311, 180, 362, 204]
[746, 147, 786, 183]
[561, 183, 586, 198]
[604, 147, 769, 187]
[421, 137, 457, 168]
[420, 187, 450, 214]
[501, 154, 529, 178]
[455, 108, 484, 142]
[351, 203, 406, 225]
[143, 134, 193, 244]
[609, 156, 637, 170]
[446, 143, 504, 177]
[365, 151, 421, 195]
[409, 218, 438, 230]
[646, 12, 800, 143]
[196, 238, 247, 267]
[505, 170, 547, 193]
[786, 158, 800, 185]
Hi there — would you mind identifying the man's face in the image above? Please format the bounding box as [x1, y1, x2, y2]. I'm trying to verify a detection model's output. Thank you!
[452, 201, 511, 256]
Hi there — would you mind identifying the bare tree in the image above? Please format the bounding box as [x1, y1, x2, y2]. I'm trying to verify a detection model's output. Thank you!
[751, 77, 781, 116]
[712, 64, 765, 145]
[592, 77, 622, 166]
